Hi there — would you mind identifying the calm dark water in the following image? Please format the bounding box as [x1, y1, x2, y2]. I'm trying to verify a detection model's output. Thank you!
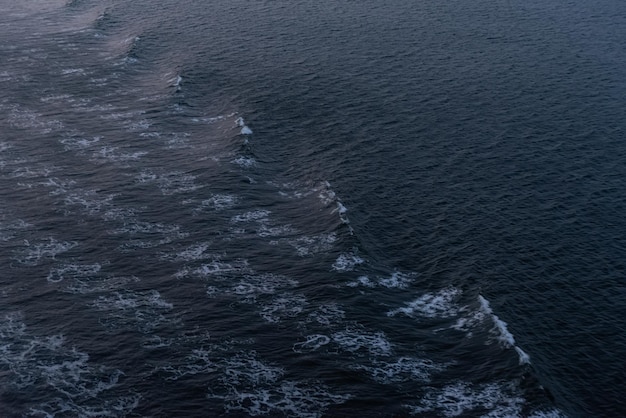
[1, 0, 625, 417]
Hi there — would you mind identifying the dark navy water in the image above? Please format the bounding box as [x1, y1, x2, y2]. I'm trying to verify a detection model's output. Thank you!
[1, 0, 625, 416]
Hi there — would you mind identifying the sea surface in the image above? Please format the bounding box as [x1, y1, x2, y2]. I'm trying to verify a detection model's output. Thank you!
[1, 0, 625, 417]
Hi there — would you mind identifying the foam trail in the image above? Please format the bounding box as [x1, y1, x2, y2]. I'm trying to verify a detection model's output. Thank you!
[479, 295, 531, 365]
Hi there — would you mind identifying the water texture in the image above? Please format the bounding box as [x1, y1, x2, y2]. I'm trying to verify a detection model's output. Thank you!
[1, 0, 625, 416]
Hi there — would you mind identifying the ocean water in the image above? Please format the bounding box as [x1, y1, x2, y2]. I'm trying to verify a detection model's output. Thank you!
[1, 0, 625, 417]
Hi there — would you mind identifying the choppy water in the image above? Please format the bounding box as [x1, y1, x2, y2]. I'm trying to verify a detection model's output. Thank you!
[1, 0, 625, 417]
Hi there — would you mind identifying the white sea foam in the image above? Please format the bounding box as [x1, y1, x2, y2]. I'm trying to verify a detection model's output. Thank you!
[47, 262, 102, 283]
[65, 275, 140, 294]
[159, 348, 217, 380]
[135, 170, 199, 195]
[220, 351, 285, 387]
[235, 116, 253, 135]
[218, 380, 349, 418]
[60, 135, 101, 151]
[232, 273, 298, 302]
[0, 313, 138, 416]
[198, 194, 238, 211]
[293, 334, 332, 353]
[170, 74, 182, 91]
[258, 223, 295, 238]
[8, 106, 64, 133]
[89, 290, 176, 333]
[332, 252, 364, 272]
[331, 328, 393, 357]
[92, 146, 148, 163]
[231, 210, 270, 223]
[528, 409, 569, 418]
[348, 271, 417, 289]
[182, 258, 251, 279]
[379, 271, 418, 289]
[231, 156, 256, 168]
[387, 287, 461, 318]
[347, 276, 376, 288]
[40, 177, 116, 215]
[0, 218, 31, 241]
[305, 304, 345, 326]
[16, 238, 77, 265]
[112, 220, 188, 251]
[406, 381, 525, 417]
[260, 292, 307, 323]
[356, 357, 447, 384]
[478, 295, 531, 365]
[290, 232, 337, 256]
[161, 242, 213, 262]
[61, 68, 87, 76]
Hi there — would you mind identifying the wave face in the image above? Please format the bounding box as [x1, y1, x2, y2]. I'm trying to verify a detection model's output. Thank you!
[1, 0, 625, 416]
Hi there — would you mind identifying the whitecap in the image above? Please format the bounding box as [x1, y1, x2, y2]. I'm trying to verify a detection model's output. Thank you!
[387, 287, 461, 318]
[479, 295, 531, 365]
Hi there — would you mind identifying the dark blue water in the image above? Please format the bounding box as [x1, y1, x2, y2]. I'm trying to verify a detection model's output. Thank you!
[1, 0, 625, 416]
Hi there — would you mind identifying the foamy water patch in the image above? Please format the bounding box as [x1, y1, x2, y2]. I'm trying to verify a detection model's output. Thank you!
[206, 350, 349, 417]
[355, 357, 447, 384]
[305, 304, 346, 327]
[16, 238, 77, 265]
[348, 271, 418, 289]
[89, 290, 176, 333]
[136, 170, 199, 195]
[92, 146, 148, 164]
[46, 262, 103, 283]
[289, 232, 337, 256]
[231, 209, 270, 223]
[111, 219, 188, 251]
[331, 328, 393, 357]
[161, 242, 214, 262]
[231, 273, 298, 302]
[41, 177, 116, 215]
[0, 312, 139, 416]
[219, 379, 349, 418]
[174, 258, 251, 280]
[260, 292, 307, 323]
[60, 134, 101, 151]
[293, 334, 332, 353]
[387, 287, 462, 318]
[332, 252, 364, 272]
[0, 217, 31, 241]
[235, 116, 253, 135]
[8, 105, 64, 134]
[65, 275, 140, 295]
[231, 156, 257, 168]
[406, 381, 526, 417]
